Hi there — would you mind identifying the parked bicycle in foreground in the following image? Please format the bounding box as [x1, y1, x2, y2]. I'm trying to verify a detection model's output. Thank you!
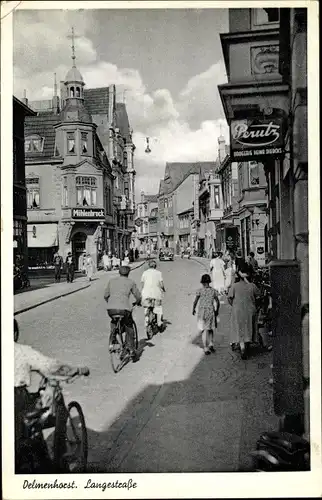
[17, 368, 90, 473]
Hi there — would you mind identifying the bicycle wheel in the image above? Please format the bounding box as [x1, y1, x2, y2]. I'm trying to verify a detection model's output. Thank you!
[146, 309, 154, 340]
[64, 401, 88, 472]
[133, 320, 138, 349]
[109, 328, 124, 373]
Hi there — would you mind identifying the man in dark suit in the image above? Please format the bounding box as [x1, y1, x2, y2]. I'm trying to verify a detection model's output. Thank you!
[65, 252, 75, 283]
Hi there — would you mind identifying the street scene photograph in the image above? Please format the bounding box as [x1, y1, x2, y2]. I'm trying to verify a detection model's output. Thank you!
[4, 2, 319, 489]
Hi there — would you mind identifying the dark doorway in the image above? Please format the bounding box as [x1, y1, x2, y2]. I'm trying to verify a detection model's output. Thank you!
[72, 232, 87, 270]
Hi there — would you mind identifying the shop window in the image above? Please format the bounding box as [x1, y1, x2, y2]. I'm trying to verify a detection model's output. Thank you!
[253, 8, 279, 26]
[76, 176, 97, 206]
[67, 132, 75, 154]
[26, 177, 40, 209]
[214, 185, 220, 209]
[25, 135, 44, 153]
[81, 132, 88, 154]
[62, 176, 68, 207]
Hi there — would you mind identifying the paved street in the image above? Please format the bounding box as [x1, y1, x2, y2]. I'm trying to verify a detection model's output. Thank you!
[17, 258, 278, 472]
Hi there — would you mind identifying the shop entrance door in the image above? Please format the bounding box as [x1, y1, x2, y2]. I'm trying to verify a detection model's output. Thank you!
[72, 232, 87, 270]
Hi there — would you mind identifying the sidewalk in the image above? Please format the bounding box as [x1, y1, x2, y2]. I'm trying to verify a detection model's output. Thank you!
[14, 259, 146, 315]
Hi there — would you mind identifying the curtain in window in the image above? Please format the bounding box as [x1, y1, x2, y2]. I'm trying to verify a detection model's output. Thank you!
[83, 187, 91, 205]
[77, 187, 82, 205]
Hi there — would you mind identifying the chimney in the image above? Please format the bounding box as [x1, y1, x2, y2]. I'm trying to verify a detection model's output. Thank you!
[60, 80, 66, 109]
[21, 89, 28, 106]
[52, 73, 60, 114]
[218, 135, 226, 164]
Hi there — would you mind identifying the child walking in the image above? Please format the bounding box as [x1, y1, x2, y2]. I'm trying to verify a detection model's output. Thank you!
[192, 274, 220, 355]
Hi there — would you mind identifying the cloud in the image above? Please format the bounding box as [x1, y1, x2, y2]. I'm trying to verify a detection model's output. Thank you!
[13, 11, 230, 198]
[177, 61, 228, 127]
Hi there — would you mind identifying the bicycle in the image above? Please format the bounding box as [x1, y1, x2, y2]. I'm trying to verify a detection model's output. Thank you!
[18, 369, 89, 473]
[109, 305, 139, 373]
[146, 303, 158, 340]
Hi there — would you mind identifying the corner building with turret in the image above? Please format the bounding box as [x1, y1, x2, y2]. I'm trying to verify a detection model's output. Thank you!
[23, 54, 136, 269]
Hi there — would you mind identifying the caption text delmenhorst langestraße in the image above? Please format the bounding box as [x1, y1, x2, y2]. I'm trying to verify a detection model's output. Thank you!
[22, 478, 137, 492]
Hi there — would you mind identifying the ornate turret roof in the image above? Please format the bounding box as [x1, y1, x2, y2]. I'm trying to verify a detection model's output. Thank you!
[60, 98, 92, 123]
[65, 66, 84, 84]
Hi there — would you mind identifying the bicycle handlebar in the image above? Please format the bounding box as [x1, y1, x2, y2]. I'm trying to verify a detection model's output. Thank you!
[32, 367, 90, 384]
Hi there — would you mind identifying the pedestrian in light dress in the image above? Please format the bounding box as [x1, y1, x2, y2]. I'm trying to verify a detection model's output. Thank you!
[192, 274, 220, 355]
[227, 262, 260, 359]
[85, 253, 95, 281]
[210, 252, 226, 295]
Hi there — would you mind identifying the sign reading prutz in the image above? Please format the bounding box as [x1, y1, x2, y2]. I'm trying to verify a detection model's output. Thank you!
[230, 117, 285, 160]
[72, 208, 105, 219]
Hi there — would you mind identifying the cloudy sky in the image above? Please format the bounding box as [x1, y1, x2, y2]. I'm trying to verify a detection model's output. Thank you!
[13, 7, 229, 195]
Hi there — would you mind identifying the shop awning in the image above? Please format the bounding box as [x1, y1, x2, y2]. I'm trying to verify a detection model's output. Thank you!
[27, 224, 58, 248]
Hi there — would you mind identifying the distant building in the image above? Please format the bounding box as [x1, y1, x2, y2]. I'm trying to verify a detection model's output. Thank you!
[13, 96, 36, 272]
[158, 162, 217, 254]
[134, 191, 158, 254]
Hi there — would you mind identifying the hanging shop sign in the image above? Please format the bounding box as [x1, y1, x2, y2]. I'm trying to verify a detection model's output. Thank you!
[230, 117, 285, 160]
[135, 218, 143, 227]
[72, 208, 105, 219]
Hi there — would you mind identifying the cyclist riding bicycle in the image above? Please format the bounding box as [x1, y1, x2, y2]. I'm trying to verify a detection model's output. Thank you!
[141, 260, 165, 332]
[104, 265, 141, 361]
[14, 319, 89, 473]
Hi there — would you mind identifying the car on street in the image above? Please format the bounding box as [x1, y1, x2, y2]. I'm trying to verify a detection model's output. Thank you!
[159, 248, 174, 261]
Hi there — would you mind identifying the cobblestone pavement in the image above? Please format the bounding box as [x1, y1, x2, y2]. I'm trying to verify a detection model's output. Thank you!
[16, 257, 278, 472]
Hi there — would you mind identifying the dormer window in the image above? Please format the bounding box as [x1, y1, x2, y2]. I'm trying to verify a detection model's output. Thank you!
[25, 135, 44, 153]
[67, 132, 75, 154]
[81, 132, 88, 154]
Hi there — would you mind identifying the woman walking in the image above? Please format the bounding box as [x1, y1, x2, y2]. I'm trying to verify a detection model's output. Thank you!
[192, 274, 220, 355]
[85, 253, 95, 282]
[227, 262, 260, 359]
[224, 256, 235, 294]
[210, 252, 226, 295]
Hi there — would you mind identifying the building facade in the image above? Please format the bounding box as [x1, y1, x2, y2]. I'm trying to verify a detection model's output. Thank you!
[158, 162, 217, 254]
[134, 191, 158, 254]
[13, 97, 36, 272]
[218, 7, 308, 434]
[25, 59, 135, 268]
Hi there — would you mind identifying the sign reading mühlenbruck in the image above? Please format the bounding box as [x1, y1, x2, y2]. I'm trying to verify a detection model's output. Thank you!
[72, 208, 105, 219]
[230, 117, 285, 160]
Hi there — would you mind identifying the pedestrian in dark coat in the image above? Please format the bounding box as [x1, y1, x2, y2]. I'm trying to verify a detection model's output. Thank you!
[129, 248, 134, 263]
[134, 248, 139, 260]
[65, 252, 75, 283]
[53, 252, 63, 283]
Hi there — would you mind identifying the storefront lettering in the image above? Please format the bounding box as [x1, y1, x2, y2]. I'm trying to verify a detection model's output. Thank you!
[232, 121, 280, 147]
[72, 208, 105, 219]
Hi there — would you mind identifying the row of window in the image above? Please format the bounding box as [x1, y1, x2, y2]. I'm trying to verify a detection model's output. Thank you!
[25, 132, 89, 155]
[159, 197, 173, 209]
[25, 175, 113, 210]
[178, 216, 190, 229]
[165, 216, 174, 228]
